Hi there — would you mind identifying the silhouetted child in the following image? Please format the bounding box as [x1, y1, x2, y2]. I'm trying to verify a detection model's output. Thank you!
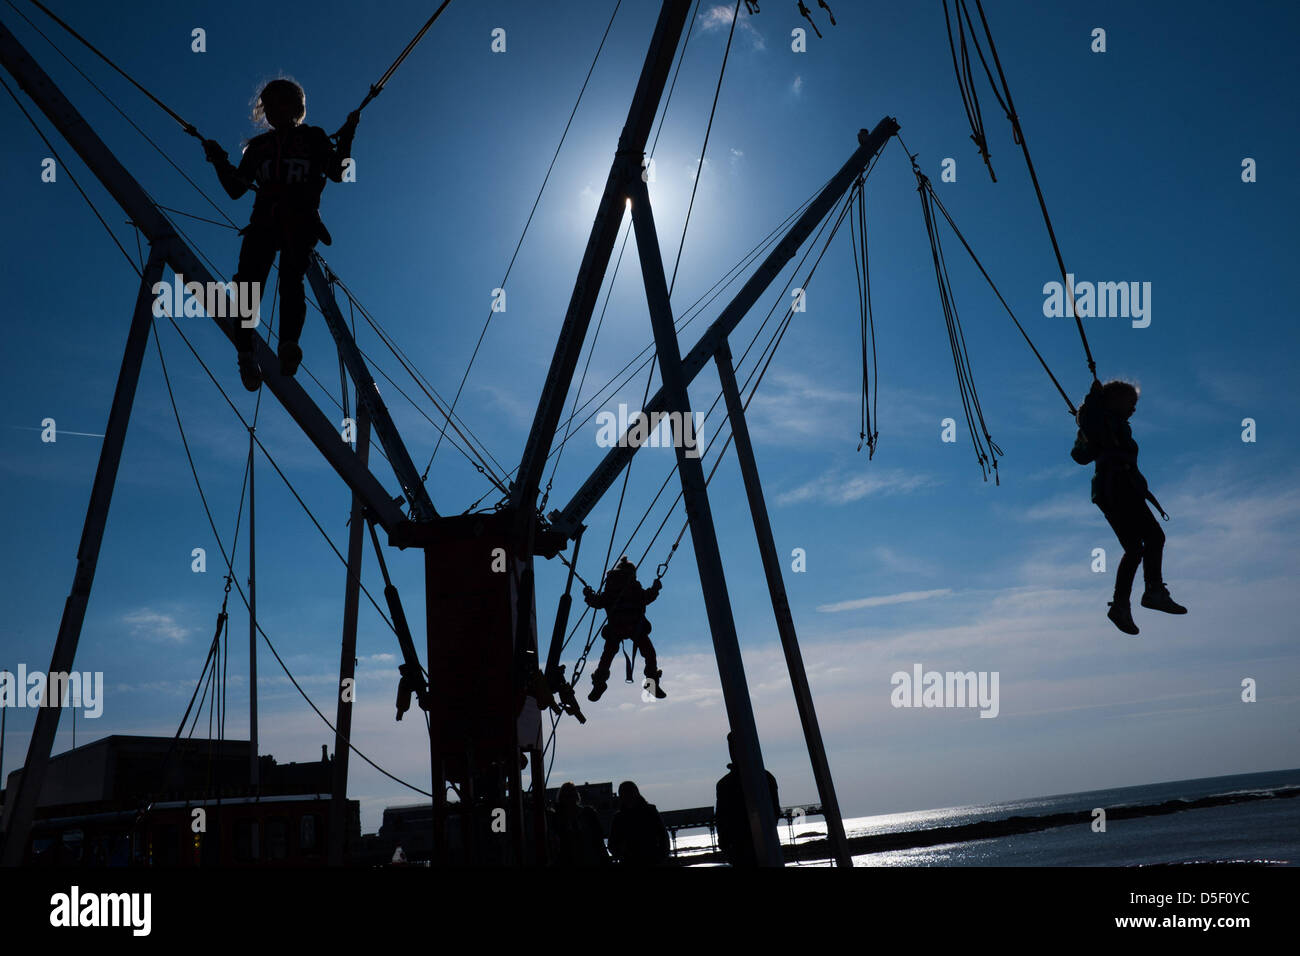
[202, 78, 358, 391]
[1075, 379, 1186, 635]
[583, 557, 666, 701]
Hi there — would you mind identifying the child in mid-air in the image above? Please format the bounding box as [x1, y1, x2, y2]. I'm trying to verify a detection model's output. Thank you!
[202, 78, 358, 390]
[583, 557, 666, 702]
[1074, 379, 1186, 635]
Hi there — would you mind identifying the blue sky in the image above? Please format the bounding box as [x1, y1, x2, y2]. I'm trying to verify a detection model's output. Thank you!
[1, 0, 1298, 834]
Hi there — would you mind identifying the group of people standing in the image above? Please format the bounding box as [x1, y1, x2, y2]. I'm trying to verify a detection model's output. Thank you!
[548, 780, 670, 867]
[548, 735, 779, 867]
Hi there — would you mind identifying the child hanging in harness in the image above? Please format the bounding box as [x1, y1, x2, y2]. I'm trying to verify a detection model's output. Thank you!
[202, 78, 359, 391]
[1072, 379, 1186, 635]
[583, 557, 667, 702]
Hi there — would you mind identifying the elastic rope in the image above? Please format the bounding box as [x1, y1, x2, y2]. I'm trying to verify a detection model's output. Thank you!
[1, 73, 139, 274]
[423, 0, 623, 477]
[24, 0, 202, 137]
[920, 173, 1077, 415]
[971, 0, 1098, 381]
[356, 0, 455, 114]
[667, 0, 741, 299]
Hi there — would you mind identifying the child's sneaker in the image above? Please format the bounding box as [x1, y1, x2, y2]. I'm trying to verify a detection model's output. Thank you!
[237, 350, 261, 391]
[1141, 584, 1187, 614]
[587, 678, 607, 703]
[644, 670, 667, 700]
[1107, 601, 1139, 635]
[279, 341, 303, 378]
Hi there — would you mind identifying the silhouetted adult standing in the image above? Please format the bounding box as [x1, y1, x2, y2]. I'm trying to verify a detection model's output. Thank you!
[714, 732, 779, 867]
[548, 782, 609, 867]
[607, 781, 670, 865]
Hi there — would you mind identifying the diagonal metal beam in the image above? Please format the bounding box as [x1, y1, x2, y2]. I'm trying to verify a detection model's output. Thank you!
[1, 244, 168, 866]
[330, 396, 369, 866]
[715, 343, 852, 867]
[307, 257, 437, 520]
[552, 117, 899, 537]
[507, 0, 694, 541]
[628, 174, 784, 866]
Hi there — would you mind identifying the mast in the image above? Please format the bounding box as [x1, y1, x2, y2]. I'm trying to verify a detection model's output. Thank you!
[330, 399, 370, 864]
[248, 428, 259, 790]
[0, 244, 169, 866]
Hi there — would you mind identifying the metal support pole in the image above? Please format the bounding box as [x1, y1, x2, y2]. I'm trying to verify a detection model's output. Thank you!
[508, 748, 525, 865]
[714, 345, 852, 867]
[627, 177, 783, 867]
[0, 245, 168, 866]
[529, 748, 548, 865]
[330, 398, 370, 865]
[554, 119, 900, 537]
[508, 0, 693, 539]
[432, 757, 446, 865]
[543, 529, 582, 681]
[247, 428, 259, 790]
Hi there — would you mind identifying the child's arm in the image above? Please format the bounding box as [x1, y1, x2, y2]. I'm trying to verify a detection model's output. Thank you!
[323, 111, 361, 183]
[202, 140, 254, 200]
[643, 579, 662, 606]
[582, 586, 605, 610]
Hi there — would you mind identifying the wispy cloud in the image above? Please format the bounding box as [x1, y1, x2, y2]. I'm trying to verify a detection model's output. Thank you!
[476, 383, 533, 429]
[1018, 492, 1096, 524]
[792, 74, 804, 95]
[1024, 464, 1080, 483]
[688, 156, 711, 183]
[748, 372, 951, 450]
[746, 370, 857, 447]
[872, 545, 938, 576]
[777, 467, 936, 506]
[817, 589, 953, 613]
[122, 609, 189, 644]
[701, 4, 766, 50]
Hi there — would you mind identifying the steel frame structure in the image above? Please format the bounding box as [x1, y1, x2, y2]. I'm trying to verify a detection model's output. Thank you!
[0, 1, 897, 868]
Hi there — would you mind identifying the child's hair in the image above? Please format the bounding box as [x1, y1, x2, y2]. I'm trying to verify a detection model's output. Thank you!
[250, 76, 306, 129]
[1101, 379, 1140, 413]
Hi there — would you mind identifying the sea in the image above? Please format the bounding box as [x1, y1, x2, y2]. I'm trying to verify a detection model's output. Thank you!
[670, 768, 1300, 866]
